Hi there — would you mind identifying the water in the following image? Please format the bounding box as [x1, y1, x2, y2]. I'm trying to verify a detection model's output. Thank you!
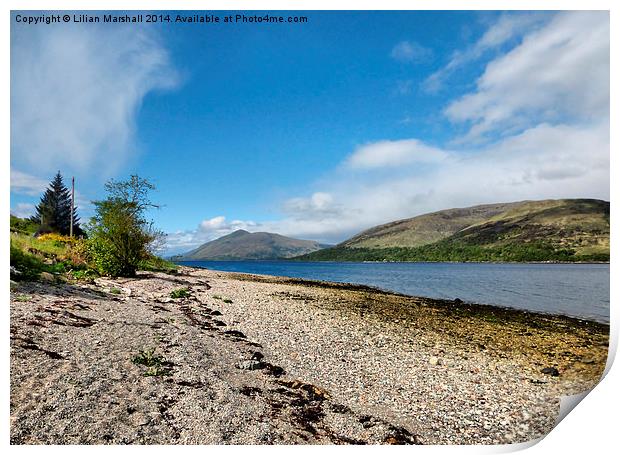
[176, 260, 610, 324]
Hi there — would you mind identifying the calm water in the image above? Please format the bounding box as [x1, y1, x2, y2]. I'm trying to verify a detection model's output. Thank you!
[176, 261, 610, 324]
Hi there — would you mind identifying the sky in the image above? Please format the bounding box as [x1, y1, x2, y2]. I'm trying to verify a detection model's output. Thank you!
[10, 10, 610, 254]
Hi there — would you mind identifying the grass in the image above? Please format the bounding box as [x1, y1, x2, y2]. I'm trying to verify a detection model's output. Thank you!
[70, 268, 100, 281]
[139, 255, 178, 274]
[9, 216, 177, 282]
[10, 229, 94, 281]
[131, 348, 173, 377]
[109, 287, 122, 295]
[170, 287, 191, 299]
[10, 215, 38, 235]
[10, 242, 69, 281]
[11, 232, 69, 259]
[301, 199, 609, 263]
[223, 298, 233, 304]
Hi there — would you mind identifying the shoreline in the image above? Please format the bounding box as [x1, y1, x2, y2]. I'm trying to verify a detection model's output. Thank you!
[10, 266, 609, 444]
[177, 262, 610, 326]
[176, 259, 611, 265]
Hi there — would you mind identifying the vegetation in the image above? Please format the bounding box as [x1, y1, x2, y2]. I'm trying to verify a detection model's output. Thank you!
[139, 255, 178, 274]
[174, 229, 329, 261]
[10, 215, 38, 235]
[31, 171, 82, 236]
[296, 239, 608, 263]
[131, 348, 172, 377]
[297, 199, 610, 263]
[10, 174, 177, 282]
[87, 175, 163, 277]
[9, 228, 93, 280]
[170, 287, 191, 299]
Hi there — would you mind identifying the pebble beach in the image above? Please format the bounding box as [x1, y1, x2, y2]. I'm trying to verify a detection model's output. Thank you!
[10, 266, 609, 444]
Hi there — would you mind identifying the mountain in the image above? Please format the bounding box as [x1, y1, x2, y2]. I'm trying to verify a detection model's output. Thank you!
[295, 199, 610, 262]
[173, 230, 331, 261]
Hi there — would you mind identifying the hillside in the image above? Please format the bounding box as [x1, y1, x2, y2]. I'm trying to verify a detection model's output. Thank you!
[173, 230, 330, 261]
[296, 199, 610, 262]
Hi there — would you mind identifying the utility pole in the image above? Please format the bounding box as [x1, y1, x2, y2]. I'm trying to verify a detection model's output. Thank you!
[70, 176, 75, 237]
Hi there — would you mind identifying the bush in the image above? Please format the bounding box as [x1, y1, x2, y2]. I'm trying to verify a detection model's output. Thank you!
[10, 243, 45, 280]
[37, 233, 78, 247]
[170, 287, 191, 299]
[139, 255, 178, 274]
[87, 176, 162, 277]
[10, 215, 38, 235]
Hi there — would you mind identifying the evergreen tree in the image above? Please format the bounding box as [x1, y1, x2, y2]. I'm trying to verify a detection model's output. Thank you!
[31, 171, 82, 235]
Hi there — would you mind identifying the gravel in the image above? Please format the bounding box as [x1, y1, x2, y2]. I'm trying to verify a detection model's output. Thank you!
[10, 266, 608, 445]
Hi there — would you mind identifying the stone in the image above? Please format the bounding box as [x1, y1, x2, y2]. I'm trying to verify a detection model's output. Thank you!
[541, 367, 560, 376]
[429, 356, 440, 366]
[237, 360, 265, 371]
[250, 351, 264, 361]
[40, 272, 55, 282]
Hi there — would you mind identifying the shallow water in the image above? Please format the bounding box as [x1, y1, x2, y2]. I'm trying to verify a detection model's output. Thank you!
[176, 260, 610, 324]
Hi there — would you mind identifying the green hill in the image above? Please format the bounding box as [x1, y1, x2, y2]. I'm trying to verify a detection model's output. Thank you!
[296, 199, 609, 262]
[173, 230, 331, 261]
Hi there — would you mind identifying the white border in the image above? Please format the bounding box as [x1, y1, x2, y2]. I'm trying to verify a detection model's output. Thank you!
[2, 1, 616, 453]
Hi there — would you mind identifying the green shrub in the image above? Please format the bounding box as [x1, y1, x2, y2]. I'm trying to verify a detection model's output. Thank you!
[139, 255, 178, 274]
[10, 215, 38, 235]
[170, 287, 191, 299]
[10, 243, 44, 280]
[71, 268, 99, 281]
[87, 175, 162, 277]
[132, 348, 172, 377]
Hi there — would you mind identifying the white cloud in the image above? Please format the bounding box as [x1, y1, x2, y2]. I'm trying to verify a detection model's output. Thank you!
[199, 216, 228, 231]
[162, 11, 608, 254]
[165, 121, 609, 253]
[11, 168, 93, 218]
[390, 41, 431, 63]
[10, 203, 36, 219]
[11, 21, 178, 176]
[445, 11, 609, 142]
[345, 139, 449, 169]
[423, 12, 547, 93]
[10, 169, 48, 196]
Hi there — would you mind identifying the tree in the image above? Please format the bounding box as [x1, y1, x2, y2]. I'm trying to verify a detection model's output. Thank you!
[87, 175, 162, 277]
[31, 171, 82, 236]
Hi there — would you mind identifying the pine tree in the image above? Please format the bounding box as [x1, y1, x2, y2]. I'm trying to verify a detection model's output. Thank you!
[31, 172, 82, 236]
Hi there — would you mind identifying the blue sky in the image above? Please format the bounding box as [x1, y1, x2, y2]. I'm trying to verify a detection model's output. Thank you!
[10, 11, 610, 254]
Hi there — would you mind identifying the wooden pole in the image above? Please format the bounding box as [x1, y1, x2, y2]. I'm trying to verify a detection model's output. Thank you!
[70, 176, 75, 237]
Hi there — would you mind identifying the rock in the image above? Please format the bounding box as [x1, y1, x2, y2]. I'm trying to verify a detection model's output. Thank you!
[250, 351, 264, 361]
[237, 360, 265, 371]
[541, 367, 560, 376]
[429, 356, 440, 366]
[40, 272, 55, 282]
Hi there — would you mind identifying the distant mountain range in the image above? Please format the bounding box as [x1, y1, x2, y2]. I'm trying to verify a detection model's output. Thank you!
[295, 199, 610, 262]
[172, 230, 331, 261]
